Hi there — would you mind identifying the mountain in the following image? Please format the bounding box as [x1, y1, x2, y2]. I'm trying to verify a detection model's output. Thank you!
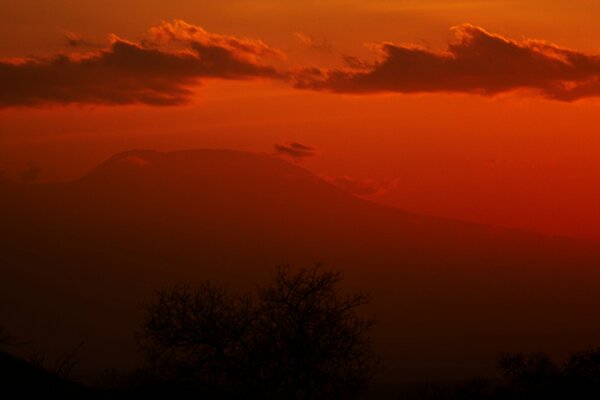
[2, 149, 600, 383]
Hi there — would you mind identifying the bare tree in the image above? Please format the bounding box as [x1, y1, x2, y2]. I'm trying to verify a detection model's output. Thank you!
[138, 264, 376, 399]
[139, 283, 255, 396]
[255, 265, 376, 399]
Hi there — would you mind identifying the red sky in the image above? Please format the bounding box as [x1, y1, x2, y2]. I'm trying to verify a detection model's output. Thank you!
[2, 0, 600, 241]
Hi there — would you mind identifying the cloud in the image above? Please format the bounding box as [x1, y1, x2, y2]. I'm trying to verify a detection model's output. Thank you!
[148, 20, 285, 62]
[0, 20, 282, 108]
[294, 24, 600, 101]
[331, 176, 395, 197]
[274, 142, 316, 159]
[7, 22, 600, 107]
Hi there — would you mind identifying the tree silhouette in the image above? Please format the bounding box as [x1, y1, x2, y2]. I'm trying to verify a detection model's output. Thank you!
[497, 351, 560, 399]
[138, 264, 377, 399]
[496, 349, 600, 399]
[563, 347, 600, 398]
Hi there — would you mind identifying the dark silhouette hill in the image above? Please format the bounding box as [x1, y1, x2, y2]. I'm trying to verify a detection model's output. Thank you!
[2, 149, 600, 383]
[0, 350, 91, 397]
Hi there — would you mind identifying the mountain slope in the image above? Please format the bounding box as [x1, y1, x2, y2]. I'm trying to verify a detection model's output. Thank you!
[0, 350, 91, 397]
[2, 149, 600, 382]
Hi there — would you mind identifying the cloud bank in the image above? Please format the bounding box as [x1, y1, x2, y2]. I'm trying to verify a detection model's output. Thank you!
[295, 24, 600, 101]
[0, 20, 281, 108]
[4, 22, 600, 108]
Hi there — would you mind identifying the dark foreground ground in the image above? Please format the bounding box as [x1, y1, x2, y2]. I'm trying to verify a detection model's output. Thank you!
[3, 348, 600, 399]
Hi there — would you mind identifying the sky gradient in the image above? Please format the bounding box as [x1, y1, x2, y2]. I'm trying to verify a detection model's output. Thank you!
[2, 0, 600, 241]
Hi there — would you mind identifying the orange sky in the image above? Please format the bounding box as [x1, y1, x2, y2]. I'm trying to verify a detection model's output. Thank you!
[2, 0, 600, 241]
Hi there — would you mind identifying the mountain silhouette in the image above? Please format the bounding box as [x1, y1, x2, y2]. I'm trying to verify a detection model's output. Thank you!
[2, 149, 600, 382]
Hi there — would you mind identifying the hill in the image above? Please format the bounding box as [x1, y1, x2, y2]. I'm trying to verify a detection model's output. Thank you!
[0, 350, 91, 397]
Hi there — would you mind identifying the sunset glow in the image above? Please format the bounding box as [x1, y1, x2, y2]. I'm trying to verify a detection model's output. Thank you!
[3, 1, 600, 241]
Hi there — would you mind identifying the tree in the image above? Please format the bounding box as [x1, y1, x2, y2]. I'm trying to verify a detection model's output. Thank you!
[496, 349, 600, 399]
[563, 347, 600, 398]
[497, 351, 560, 399]
[138, 264, 377, 399]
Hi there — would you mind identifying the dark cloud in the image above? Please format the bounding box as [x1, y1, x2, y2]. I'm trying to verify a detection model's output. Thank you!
[274, 142, 316, 159]
[0, 20, 282, 108]
[294, 24, 600, 101]
[7, 22, 600, 108]
[332, 176, 394, 197]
